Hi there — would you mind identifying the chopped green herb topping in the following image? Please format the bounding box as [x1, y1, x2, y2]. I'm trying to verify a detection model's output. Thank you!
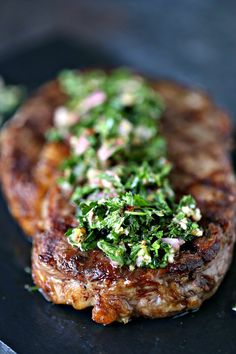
[47, 68, 203, 269]
[24, 284, 39, 292]
[0, 77, 26, 125]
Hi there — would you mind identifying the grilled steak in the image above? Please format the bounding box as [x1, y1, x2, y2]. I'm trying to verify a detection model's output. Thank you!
[0, 75, 235, 324]
[0, 82, 68, 235]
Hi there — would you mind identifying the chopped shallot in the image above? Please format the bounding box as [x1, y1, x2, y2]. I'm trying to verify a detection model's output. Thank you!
[54, 106, 79, 127]
[69, 135, 90, 156]
[79, 91, 106, 113]
[97, 138, 124, 162]
[161, 238, 185, 251]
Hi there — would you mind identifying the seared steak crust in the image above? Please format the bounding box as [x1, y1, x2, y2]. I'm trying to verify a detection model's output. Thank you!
[0, 78, 235, 324]
[0, 81, 68, 235]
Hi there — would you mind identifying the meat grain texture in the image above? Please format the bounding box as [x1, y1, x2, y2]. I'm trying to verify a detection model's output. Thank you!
[0, 78, 235, 324]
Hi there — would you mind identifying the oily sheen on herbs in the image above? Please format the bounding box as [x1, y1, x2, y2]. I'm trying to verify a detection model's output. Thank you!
[46, 69, 203, 269]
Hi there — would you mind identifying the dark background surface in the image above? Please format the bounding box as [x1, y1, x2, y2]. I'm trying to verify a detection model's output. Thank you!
[0, 1, 236, 354]
[1, 0, 236, 119]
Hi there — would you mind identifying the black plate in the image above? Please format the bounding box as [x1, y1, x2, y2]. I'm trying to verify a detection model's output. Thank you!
[0, 38, 236, 354]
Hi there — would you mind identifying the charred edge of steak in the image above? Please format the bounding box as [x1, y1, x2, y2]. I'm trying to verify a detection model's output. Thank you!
[32, 218, 235, 324]
[0, 81, 68, 235]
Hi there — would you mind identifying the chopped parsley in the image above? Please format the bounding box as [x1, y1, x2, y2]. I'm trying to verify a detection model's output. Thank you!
[24, 284, 39, 292]
[46, 69, 203, 269]
[0, 77, 26, 125]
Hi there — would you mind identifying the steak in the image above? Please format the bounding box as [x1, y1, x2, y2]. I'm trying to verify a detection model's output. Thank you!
[0, 77, 235, 324]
